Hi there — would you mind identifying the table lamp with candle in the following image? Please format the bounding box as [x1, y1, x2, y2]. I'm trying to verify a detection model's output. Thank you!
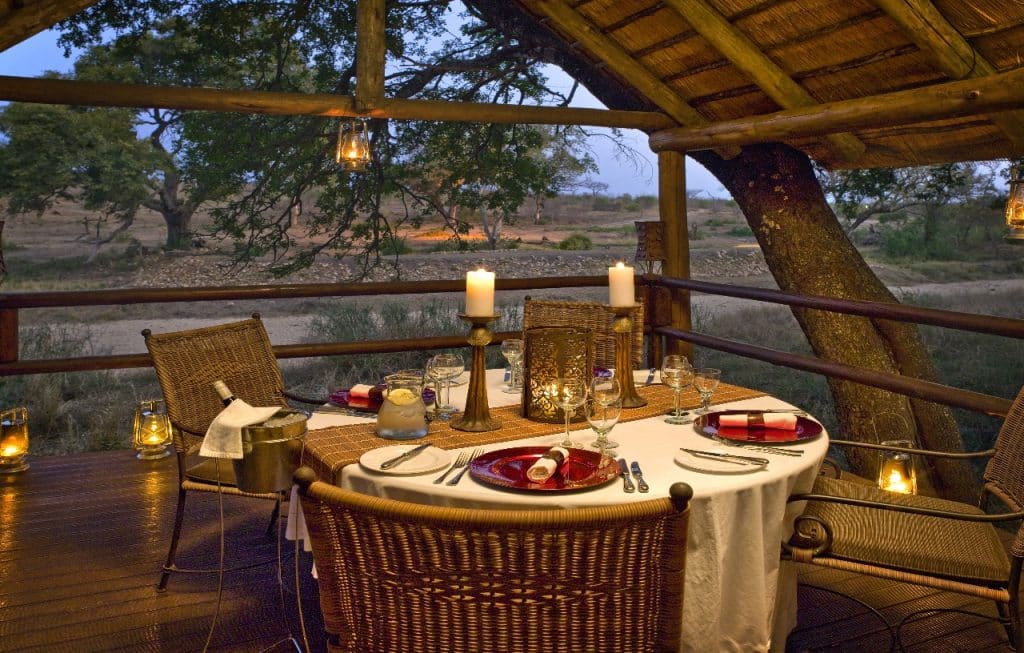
[453, 268, 501, 432]
[132, 399, 173, 460]
[0, 406, 30, 474]
[607, 261, 646, 407]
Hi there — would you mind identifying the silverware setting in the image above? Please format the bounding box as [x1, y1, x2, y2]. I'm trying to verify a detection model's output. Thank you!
[713, 436, 803, 457]
[644, 368, 657, 385]
[379, 442, 432, 470]
[617, 458, 635, 493]
[629, 461, 649, 493]
[316, 405, 373, 417]
[446, 448, 483, 486]
[748, 408, 809, 417]
[433, 450, 470, 484]
[680, 448, 769, 466]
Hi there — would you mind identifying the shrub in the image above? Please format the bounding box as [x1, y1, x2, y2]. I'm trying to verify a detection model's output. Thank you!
[557, 233, 592, 250]
[727, 225, 753, 237]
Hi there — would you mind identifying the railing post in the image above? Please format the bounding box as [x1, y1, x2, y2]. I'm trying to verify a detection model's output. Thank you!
[658, 150, 694, 361]
[0, 308, 17, 363]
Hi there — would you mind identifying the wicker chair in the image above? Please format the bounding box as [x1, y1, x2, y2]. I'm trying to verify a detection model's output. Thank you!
[294, 466, 693, 653]
[143, 315, 319, 591]
[522, 298, 645, 368]
[784, 386, 1024, 650]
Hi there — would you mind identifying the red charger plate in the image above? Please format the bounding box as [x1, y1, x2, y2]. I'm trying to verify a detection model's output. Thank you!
[469, 446, 619, 493]
[694, 410, 822, 443]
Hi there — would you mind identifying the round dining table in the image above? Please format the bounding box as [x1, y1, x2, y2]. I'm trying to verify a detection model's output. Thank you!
[296, 369, 828, 653]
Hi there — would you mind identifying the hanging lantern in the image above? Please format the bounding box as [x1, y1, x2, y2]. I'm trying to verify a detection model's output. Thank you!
[132, 399, 172, 460]
[0, 406, 29, 474]
[335, 119, 371, 172]
[877, 439, 916, 495]
[1006, 164, 1024, 242]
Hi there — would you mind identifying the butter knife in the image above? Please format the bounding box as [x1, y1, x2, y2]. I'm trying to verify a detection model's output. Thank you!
[629, 461, 649, 493]
[680, 448, 769, 466]
[379, 442, 432, 470]
[617, 458, 635, 493]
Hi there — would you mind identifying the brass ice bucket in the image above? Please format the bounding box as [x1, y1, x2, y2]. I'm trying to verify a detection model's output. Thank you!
[233, 409, 307, 493]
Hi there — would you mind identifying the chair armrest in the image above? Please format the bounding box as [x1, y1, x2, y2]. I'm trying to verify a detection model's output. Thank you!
[787, 492, 1024, 523]
[828, 439, 995, 460]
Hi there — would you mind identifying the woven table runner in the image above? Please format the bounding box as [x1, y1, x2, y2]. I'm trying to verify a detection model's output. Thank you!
[302, 382, 765, 483]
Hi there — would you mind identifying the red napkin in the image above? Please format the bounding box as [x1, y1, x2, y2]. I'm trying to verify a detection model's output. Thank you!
[719, 412, 797, 430]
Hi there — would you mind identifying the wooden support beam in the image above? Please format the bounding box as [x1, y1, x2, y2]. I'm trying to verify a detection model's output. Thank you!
[658, 150, 692, 360]
[0, 75, 676, 130]
[662, 0, 865, 163]
[649, 66, 1024, 153]
[872, 0, 1024, 147]
[355, 0, 386, 113]
[0, 0, 99, 52]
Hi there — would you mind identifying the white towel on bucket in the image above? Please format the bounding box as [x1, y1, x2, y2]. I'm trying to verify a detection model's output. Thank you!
[200, 399, 281, 459]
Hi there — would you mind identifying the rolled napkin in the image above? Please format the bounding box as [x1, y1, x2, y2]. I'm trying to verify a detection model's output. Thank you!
[526, 446, 570, 482]
[200, 399, 281, 459]
[719, 412, 797, 430]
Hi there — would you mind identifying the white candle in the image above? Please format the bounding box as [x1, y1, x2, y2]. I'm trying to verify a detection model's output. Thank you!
[608, 262, 635, 307]
[465, 268, 495, 316]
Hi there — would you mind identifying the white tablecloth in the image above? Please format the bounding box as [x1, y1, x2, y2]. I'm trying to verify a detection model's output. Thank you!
[294, 369, 827, 653]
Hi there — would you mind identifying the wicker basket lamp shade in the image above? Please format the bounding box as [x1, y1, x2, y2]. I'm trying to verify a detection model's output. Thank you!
[521, 326, 594, 423]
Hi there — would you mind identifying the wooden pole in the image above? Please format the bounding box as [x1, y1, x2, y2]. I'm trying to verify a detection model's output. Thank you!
[649, 66, 1024, 152]
[0, 0, 100, 53]
[355, 0, 386, 113]
[0, 75, 676, 130]
[658, 150, 692, 361]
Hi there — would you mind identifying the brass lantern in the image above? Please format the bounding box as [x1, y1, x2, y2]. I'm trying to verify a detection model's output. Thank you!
[335, 119, 371, 172]
[877, 440, 917, 495]
[0, 406, 29, 474]
[132, 399, 172, 460]
[1006, 164, 1024, 242]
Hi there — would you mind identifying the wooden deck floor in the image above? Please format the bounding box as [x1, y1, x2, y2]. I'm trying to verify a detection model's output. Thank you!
[0, 451, 1016, 652]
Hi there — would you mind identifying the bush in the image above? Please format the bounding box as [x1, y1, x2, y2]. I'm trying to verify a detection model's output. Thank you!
[557, 233, 592, 250]
[727, 225, 753, 237]
[379, 234, 412, 255]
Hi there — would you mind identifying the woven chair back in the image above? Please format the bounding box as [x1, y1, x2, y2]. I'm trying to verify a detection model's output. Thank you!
[522, 298, 644, 368]
[297, 471, 691, 653]
[983, 386, 1024, 511]
[144, 317, 289, 445]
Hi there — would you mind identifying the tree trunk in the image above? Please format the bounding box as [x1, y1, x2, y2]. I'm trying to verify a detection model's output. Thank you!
[164, 209, 192, 249]
[694, 144, 976, 502]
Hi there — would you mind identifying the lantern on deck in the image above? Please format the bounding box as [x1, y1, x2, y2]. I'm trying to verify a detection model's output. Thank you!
[1006, 164, 1024, 242]
[877, 439, 917, 495]
[0, 406, 29, 474]
[132, 399, 172, 460]
[336, 119, 371, 172]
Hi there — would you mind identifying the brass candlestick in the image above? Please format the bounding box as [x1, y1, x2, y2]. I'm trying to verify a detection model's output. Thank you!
[451, 314, 502, 432]
[612, 305, 647, 408]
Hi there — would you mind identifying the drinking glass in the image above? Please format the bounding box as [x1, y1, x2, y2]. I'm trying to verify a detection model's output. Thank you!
[590, 375, 621, 407]
[586, 397, 621, 453]
[694, 368, 722, 415]
[661, 355, 694, 425]
[500, 338, 524, 394]
[427, 353, 464, 420]
[543, 377, 588, 448]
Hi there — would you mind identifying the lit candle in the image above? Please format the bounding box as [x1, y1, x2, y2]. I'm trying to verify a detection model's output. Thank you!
[143, 416, 166, 446]
[465, 268, 495, 317]
[608, 262, 635, 307]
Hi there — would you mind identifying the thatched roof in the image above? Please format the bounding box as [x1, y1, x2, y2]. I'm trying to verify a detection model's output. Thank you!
[2, 0, 1024, 170]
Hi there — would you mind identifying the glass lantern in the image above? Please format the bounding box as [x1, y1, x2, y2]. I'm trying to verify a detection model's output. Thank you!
[877, 439, 917, 494]
[132, 399, 172, 460]
[335, 118, 371, 172]
[1006, 164, 1024, 242]
[0, 406, 30, 474]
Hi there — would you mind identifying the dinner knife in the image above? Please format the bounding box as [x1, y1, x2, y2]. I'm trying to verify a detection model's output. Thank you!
[617, 458, 635, 493]
[629, 461, 649, 493]
[379, 442, 432, 470]
[680, 448, 769, 466]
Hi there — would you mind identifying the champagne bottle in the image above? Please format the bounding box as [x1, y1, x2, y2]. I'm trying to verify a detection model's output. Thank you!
[212, 380, 237, 406]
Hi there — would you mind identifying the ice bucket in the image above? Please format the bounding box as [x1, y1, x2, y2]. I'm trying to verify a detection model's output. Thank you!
[233, 409, 307, 493]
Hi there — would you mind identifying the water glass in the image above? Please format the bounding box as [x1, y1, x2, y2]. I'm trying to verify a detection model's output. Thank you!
[427, 353, 464, 420]
[590, 375, 621, 406]
[694, 368, 721, 415]
[500, 338, 524, 394]
[543, 377, 587, 448]
[586, 396, 621, 453]
[661, 355, 694, 425]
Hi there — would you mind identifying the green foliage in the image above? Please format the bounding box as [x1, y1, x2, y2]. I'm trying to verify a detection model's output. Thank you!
[557, 233, 592, 250]
[727, 224, 753, 237]
[379, 234, 412, 256]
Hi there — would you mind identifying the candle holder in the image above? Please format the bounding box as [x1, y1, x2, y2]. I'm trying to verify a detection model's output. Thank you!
[0, 406, 29, 474]
[611, 305, 647, 408]
[451, 314, 501, 432]
[132, 399, 172, 460]
[877, 439, 917, 494]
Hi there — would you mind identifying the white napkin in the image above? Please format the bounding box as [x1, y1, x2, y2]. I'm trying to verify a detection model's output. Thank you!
[200, 399, 281, 459]
[526, 446, 569, 482]
[719, 412, 797, 430]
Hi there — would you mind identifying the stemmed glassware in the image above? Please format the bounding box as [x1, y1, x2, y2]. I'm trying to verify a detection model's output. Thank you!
[427, 353, 464, 420]
[589, 375, 622, 448]
[661, 355, 694, 425]
[543, 377, 588, 448]
[586, 397, 621, 456]
[694, 368, 722, 415]
[500, 338, 524, 394]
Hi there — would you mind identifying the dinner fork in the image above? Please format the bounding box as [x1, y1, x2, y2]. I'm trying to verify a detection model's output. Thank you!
[713, 436, 803, 457]
[446, 448, 483, 486]
[433, 450, 470, 484]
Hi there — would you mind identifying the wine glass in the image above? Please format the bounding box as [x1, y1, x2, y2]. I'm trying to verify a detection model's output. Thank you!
[590, 375, 621, 407]
[661, 355, 694, 425]
[694, 368, 722, 415]
[543, 377, 588, 448]
[586, 396, 621, 454]
[500, 338, 524, 394]
[428, 353, 464, 420]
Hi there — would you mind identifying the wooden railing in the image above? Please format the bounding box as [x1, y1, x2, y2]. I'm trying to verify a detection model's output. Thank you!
[2, 273, 1020, 416]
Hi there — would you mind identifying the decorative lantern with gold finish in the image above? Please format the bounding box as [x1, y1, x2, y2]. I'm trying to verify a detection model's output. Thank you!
[521, 327, 594, 423]
[336, 119, 371, 172]
[0, 406, 29, 474]
[1006, 164, 1024, 242]
[132, 399, 172, 460]
[877, 440, 917, 495]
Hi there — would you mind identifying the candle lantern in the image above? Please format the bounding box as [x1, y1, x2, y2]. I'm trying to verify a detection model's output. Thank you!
[521, 327, 594, 423]
[335, 118, 371, 172]
[634, 221, 666, 273]
[0, 406, 29, 474]
[132, 399, 172, 460]
[1005, 164, 1024, 242]
[877, 439, 916, 494]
